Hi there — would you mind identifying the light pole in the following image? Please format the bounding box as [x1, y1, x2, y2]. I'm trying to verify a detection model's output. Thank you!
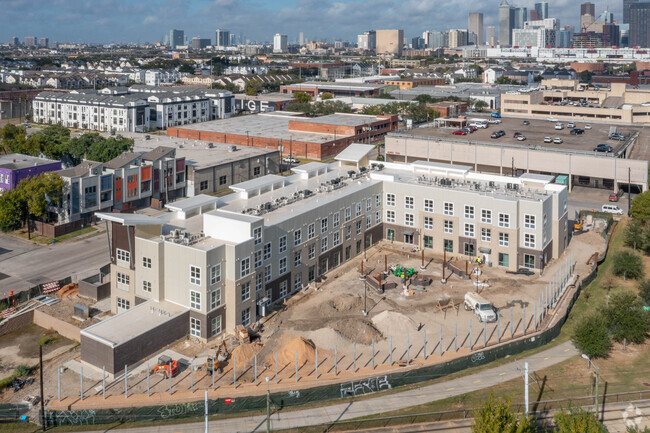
[265, 376, 271, 433]
[362, 280, 368, 316]
[582, 354, 600, 417]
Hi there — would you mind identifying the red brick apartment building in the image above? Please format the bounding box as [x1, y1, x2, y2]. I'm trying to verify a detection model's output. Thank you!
[167, 113, 398, 160]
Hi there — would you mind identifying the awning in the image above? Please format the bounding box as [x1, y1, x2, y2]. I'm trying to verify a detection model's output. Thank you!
[478, 247, 492, 254]
[402, 231, 414, 236]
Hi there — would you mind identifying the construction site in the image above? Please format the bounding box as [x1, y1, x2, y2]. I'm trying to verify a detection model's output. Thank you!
[0, 214, 608, 422]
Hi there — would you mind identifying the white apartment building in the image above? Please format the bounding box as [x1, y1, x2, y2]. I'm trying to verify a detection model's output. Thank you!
[273, 33, 288, 53]
[147, 92, 210, 129]
[512, 28, 556, 48]
[145, 69, 180, 86]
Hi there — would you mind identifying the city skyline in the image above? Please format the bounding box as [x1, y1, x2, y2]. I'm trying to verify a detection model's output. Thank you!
[0, 0, 625, 44]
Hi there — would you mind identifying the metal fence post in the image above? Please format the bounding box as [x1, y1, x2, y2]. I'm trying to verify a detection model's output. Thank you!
[497, 313, 501, 343]
[510, 309, 513, 339]
[191, 359, 194, 392]
[169, 361, 172, 394]
[469, 319, 472, 350]
[233, 356, 237, 389]
[423, 330, 427, 360]
[315, 347, 318, 379]
[523, 303, 526, 335]
[104, 366, 106, 400]
[440, 326, 443, 356]
[454, 323, 457, 352]
[212, 360, 215, 391]
[390, 336, 393, 365]
[57, 368, 61, 401]
[534, 301, 538, 331]
[125, 365, 128, 399]
[254, 355, 257, 386]
[335, 345, 338, 376]
[407, 333, 410, 363]
[80, 367, 83, 401]
[275, 352, 278, 384]
[484, 320, 487, 347]
[353, 342, 357, 372]
[295, 350, 299, 382]
[372, 339, 375, 370]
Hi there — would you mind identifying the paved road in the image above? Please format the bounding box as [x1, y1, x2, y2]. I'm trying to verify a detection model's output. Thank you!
[0, 230, 110, 294]
[109, 341, 579, 433]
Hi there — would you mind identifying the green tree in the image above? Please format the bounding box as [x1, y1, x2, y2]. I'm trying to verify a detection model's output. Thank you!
[320, 92, 334, 100]
[294, 92, 312, 103]
[554, 406, 606, 433]
[630, 190, 650, 220]
[580, 70, 594, 83]
[612, 251, 644, 280]
[602, 290, 650, 344]
[0, 189, 25, 232]
[639, 279, 650, 305]
[475, 100, 488, 112]
[178, 63, 195, 74]
[245, 80, 263, 96]
[472, 394, 535, 433]
[571, 313, 611, 358]
[625, 219, 644, 249]
[85, 135, 134, 163]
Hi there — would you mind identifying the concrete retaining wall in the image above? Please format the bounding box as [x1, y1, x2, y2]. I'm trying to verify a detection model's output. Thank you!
[0, 310, 34, 337]
[33, 310, 81, 342]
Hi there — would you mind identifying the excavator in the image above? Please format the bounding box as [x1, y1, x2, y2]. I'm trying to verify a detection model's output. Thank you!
[154, 355, 178, 377]
[206, 340, 229, 375]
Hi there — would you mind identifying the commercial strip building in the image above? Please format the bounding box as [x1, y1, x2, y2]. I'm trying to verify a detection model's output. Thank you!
[501, 79, 650, 125]
[0, 154, 61, 194]
[465, 46, 650, 63]
[86, 147, 567, 374]
[280, 81, 386, 98]
[167, 112, 398, 160]
[383, 78, 445, 90]
[233, 93, 295, 113]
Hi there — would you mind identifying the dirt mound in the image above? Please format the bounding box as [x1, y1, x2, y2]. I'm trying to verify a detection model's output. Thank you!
[328, 294, 374, 312]
[57, 283, 78, 298]
[306, 327, 349, 350]
[276, 337, 317, 366]
[331, 318, 382, 345]
[231, 342, 263, 365]
[371, 310, 419, 336]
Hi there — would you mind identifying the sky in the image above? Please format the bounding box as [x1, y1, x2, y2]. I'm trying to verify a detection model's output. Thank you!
[0, 0, 624, 45]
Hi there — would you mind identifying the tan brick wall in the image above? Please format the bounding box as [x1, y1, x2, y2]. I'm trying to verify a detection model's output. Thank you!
[0, 310, 34, 337]
[33, 309, 81, 342]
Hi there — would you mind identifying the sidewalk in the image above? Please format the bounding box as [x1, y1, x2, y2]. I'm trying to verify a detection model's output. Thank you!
[109, 340, 579, 433]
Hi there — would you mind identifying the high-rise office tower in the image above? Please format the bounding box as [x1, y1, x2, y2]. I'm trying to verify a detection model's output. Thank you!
[513, 7, 528, 29]
[273, 33, 288, 53]
[215, 29, 230, 49]
[469, 12, 484, 45]
[535, 2, 549, 19]
[299, 32, 304, 45]
[39, 38, 48, 48]
[624, 0, 639, 24]
[581, 2, 595, 17]
[486, 26, 497, 45]
[448, 29, 468, 48]
[10, 36, 19, 46]
[630, 2, 650, 46]
[24, 36, 37, 47]
[169, 29, 184, 49]
[530, 10, 540, 21]
[499, 0, 515, 46]
[580, 2, 596, 31]
[376, 29, 404, 56]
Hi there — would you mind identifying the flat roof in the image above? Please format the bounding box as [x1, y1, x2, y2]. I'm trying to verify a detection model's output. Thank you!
[288, 81, 385, 91]
[165, 194, 218, 213]
[81, 300, 188, 347]
[301, 113, 382, 127]
[234, 92, 294, 102]
[95, 212, 162, 226]
[230, 174, 285, 193]
[291, 161, 328, 174]
[335, 143, 374, 163]
[0, 153, 59, 170]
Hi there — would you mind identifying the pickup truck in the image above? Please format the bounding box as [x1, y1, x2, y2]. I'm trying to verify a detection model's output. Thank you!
[464, 292, 497, 322]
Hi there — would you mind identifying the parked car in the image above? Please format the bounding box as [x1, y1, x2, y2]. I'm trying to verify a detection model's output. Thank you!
[555, 123, 564, 130]
[601, 204, 624, 215]
[517, 135, 526, 141]
[513, 132, 523, 138]
[467, 125, 477, 132]
[487, 118, 502, 124]
[453, 130, 467, 135]
[594, 144, 614, 153]
[283, 157, 300, 164]
[491, 112, 501, 118]
[609, 132, 625, 141]
[584, 124, 592, 130]
[543, 137, 552, 143]
[464, 292, 497, 322]
[553, 138, 563, 144]
[570, 128, 585, 135]
[608, 191, 623, 202]
[523, 120, 530, 125]
[567, 122, 576, 128]
[490, 130, 505, 139]
[469, 123, 487, 129]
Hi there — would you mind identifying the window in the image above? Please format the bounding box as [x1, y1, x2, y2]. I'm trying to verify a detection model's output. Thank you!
[405, 213, 414, 226]
[498, 213, 510, 228]
[333, 231, 341, 246]
[444, 202, 454, 216]
[387, 229, 395, 241]
[356, 240, 362, 254]
[498, 253, 509, 267]
[210, 288, 222, 309]
[294, 229, 302, 246]
[424, 199, 434, 213]
[190, 317, 201, 338]
[240, 257, 251, 277]
[294, 250, 301, 267]
[524, 233, 536, 249]
[219, 175, 227, 185]
[190, 290, 201, 309]
[279, 235, 287, 253]
[424, 216, 433, 230]
[264, 289, 272, 306]
[264, 264, 272, 282]
[376, 194, 381, 207]
[280, 281, 288, 298]
[499, 232, 509, 247]
[366, 198, 372, 211]
[117, 272, 129, 286]
[241, 282, 250, 302]
[320, 237, 328, 253]
[308, 223, 315, 240]
[199, 180, 208, 191]
[405, 196, 414, 209]
[444, 239, 453, 252]
[294, 273, 302, 292]
[386, 193, 395, 206]
[345, 207, 351, 222]
[524, 254, 535, 269]
[210, 264, 221, 284]
[333, 212, 340, 228]
[464, 205, 475, 219]
[355, 202, 362, 216]
[279, 257, 287, 275]
[142, 280, 152, 292]
[253, 227, 262, 245]
[256, 273, 264, 292]
[321, 218, 328, 233]
[253, 166, 261, 176]
[424, 235, 433, 249]
[345, 225, 351, 240]
[444, 220, 453, 234]
[241, 308, 250, 327]
[481, 228, 491, 242]
[365, 215, 372, 229]
[254, 250, 263, 268]
[386, 210, 396, 223]
[308, 266, 315, 282]
[263, 243, 272, 260]
[481, 209, 492, 224]
[117, 297, 130, 310]
[142, 257, 151, 268]
[308, 244, 315, 260]
[356, 220, 362, 234]
[524, 214, 536, 229]
[464, 223, 475, 237]
[190, 266, 201, 285]
[464, 243, 475, 257]
[116, 248, 130, 263]
[211, 316, 222, 337]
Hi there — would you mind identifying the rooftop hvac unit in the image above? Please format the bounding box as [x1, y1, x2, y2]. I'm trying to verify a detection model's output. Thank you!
[507, 183, 513, 190]
[207, 142, 214, 149]
[513, 184, 519, 190]
[229, 145, 237, 152]
[73, 304, 89, 321]
[489, 181, 495, 187]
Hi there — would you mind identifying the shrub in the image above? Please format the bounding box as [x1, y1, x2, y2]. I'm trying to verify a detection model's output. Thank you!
[612, 251, 644, 280]
[572, 313, 611, 358]
[554, 405, 606, 433]
[624, 219, 644, 249]
[471, 394, 536, 433]
[602, 290, 650, 344]
[15, 364, 32, 377]
[639, 280, 650, 305]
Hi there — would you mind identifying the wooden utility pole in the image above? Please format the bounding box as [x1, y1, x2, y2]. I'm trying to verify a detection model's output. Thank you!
[40, 345, 45, 431]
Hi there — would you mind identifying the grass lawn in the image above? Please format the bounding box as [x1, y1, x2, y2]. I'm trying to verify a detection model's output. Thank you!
[12, 226, 98, 245]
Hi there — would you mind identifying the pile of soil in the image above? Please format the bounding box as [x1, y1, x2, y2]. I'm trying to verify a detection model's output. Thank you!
[371, 310, 419, 336]
[328, 294, 375, 312]
[231, 342, 263, 365]
[276, 337, 317, 366]
[331, 318, 382, 345]
[306, 328, 349, 350]
[57, 283, 78, 298]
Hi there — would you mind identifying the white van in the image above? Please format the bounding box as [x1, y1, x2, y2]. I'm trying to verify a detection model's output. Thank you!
[601, 204, 624, 215]
[555, 123, 564, 130]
